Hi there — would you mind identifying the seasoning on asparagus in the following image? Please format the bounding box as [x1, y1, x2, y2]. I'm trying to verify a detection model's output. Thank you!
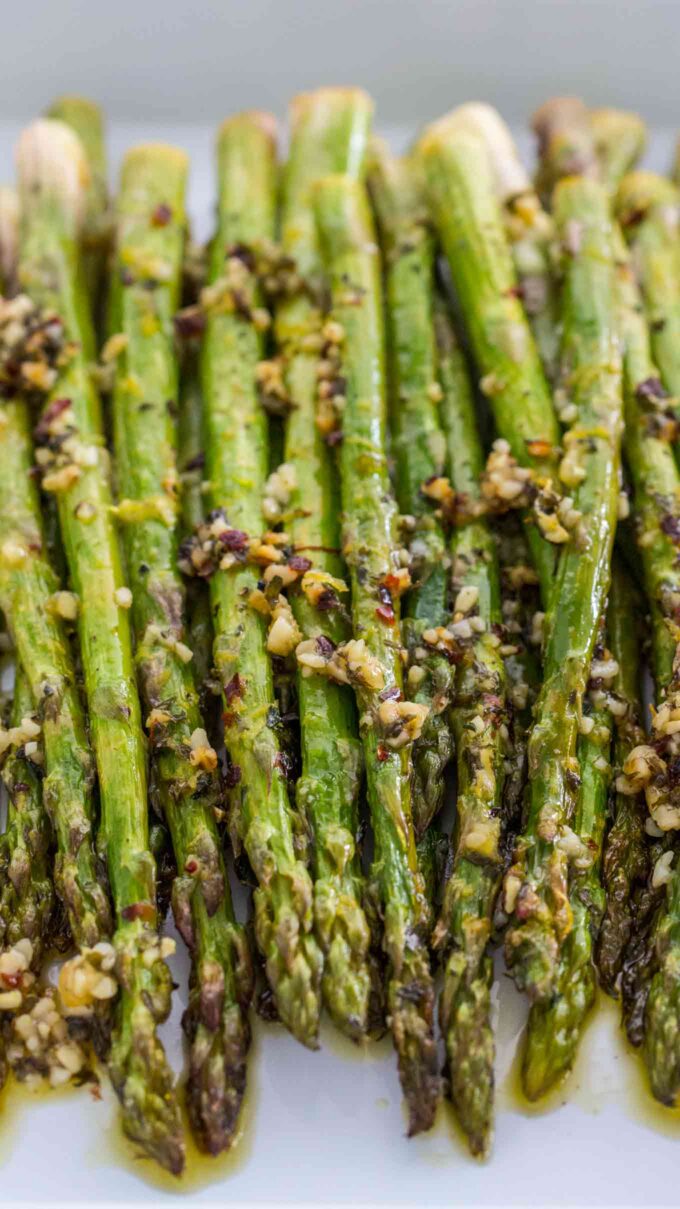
[431, 296, 509, 1156]
[314, 173, 439, 1134]
[491, 520, 541, 860]
[367, 138, 454, 837]
[418, 125, 561, 601]
[0, 664, 55, 967]
[17, 119, 183, 1175]
[199, 112, 323, 1048]
[109, 144, 253, 1154]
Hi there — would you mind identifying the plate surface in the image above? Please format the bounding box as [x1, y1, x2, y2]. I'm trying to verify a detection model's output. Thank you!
[0, 120, 678, 1209]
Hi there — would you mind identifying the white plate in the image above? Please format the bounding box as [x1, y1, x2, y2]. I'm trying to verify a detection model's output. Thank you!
[1, 120, 679, 1209]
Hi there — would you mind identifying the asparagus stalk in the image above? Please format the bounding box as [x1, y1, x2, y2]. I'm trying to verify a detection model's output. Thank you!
[522, 592, 623, 1098]
[276, 89, 378, 1040]
[367, 139, 455, 837]
[495, 518, 542, 838]
[0, 186, 56, 967]
[200, 113, 323, 1048]
[503, 177, 623, 1000]
[425, 104, 560, 382]
[532, 96, 599, 199]
[314, 174, 439, 1134]
[17, 120, 183, 1175]
[110, 145, 252, 1154]
[593, 237, 680, 997]
[615, 172, 680, 406]
[596, 564, 648, 995]
[45, 96, 110, 308]
[0, 354, 108, 951]
[431, 297, 509, 1156]
[0, 659, 55, 963]
[178, 343, 215, 708]
[418, 125, 561, 602]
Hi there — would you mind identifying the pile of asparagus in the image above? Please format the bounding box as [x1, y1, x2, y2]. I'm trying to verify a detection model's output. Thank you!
[0, 85, 678, 1174]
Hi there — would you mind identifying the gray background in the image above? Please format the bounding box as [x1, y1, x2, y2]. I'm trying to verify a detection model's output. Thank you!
[1, 0, 678, 126]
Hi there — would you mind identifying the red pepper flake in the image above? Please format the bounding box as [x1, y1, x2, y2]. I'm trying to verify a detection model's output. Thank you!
[379, 685, 402, 702]
[34, 397, 72, 442]
[174, 306, 206, 339]
[121, 902, 155, 922]
[376, 604, 395, 624]
[220, 528, 250, 552]
[376, 586, 395, 625]
[224, 673, 244, 704]
[185, 858, 199, 875]
[225, 763, 242, 788]
[273, 751, 294, 780]
[151, 202, 172, 227]
[377, 744, 390, 762]
[316, 589, 338, 612]
[382, 573, 406, 596]
[288, 555, 312, 573]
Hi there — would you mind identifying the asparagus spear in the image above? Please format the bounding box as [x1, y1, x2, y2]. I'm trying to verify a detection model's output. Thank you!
[314, 173, 439, 1133]
[590, 107, 647, 195]
[522, 592, 625, 1098]
[596, 565, 648, 995]
[367, 138, 455, 837]
[110, 145, 252, 1154]
[532, 96, 599, 199]
[431, 296, 509, 1156]
[276, 89, 378, 1040]
[45, 96, 110, 308]
[0, 328, 109, 951]
[17, 119, 183, 1175]
[200, 112, 323, 1047]
[418, 125, 561, 602]
[425, 104, 560, 382]
[0, 186, 56, 967]
[594, 237, 680, 996]
[615, 172, 680, 406]
[504, 177, 623, 1000]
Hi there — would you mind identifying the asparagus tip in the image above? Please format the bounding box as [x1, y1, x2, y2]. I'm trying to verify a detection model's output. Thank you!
[390, 956, 440, 1136]
[217, 110, 278, 148]
[183, 981, 250, 1155]
[16, 118, 90, 231]
[288, 85, 374, 127]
